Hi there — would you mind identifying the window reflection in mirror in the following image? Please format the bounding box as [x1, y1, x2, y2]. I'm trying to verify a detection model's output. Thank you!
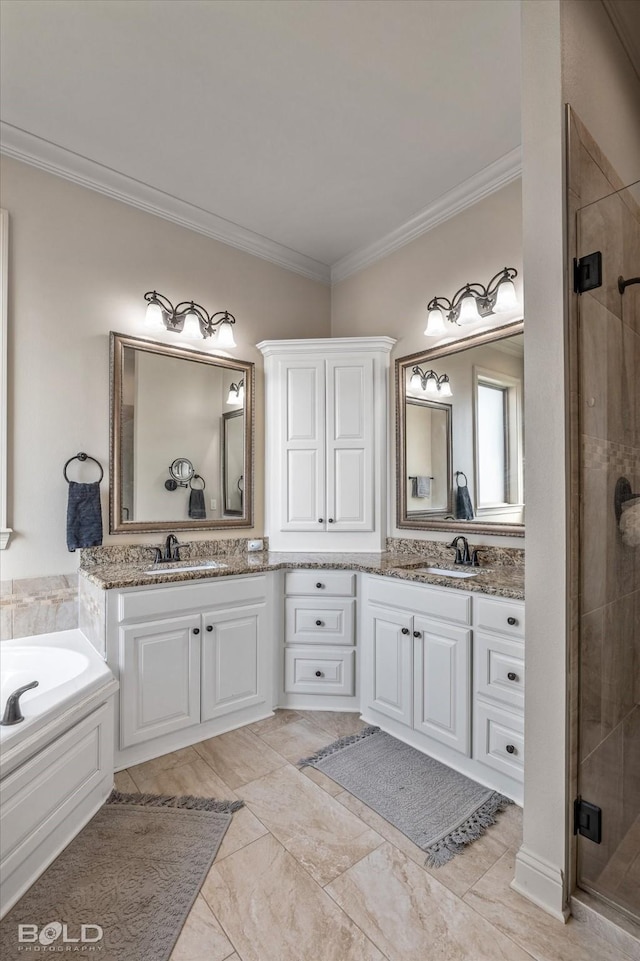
[396, 322, 524, 536]
[110, 332, 254, 533]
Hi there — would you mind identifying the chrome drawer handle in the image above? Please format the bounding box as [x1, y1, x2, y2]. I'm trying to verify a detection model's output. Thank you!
[315, 620, 323, 627]
[507, 671, 518, 681]
[315, 670, 324, 678]
[506, 744, 516, 755]
[507, 616, 518, 626]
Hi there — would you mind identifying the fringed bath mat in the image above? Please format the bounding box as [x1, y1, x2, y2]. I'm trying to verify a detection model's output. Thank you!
[299, 726, 513, 867]
[0, 790, 243, 961]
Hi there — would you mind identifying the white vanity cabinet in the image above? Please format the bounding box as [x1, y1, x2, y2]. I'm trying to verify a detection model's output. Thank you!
[362, 576, 472, 756]
[107, 574, 274, 768]
[258, 337, 395, 552]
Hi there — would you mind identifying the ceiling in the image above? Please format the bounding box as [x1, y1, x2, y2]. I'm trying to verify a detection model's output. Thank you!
[0, 0, 522, 282]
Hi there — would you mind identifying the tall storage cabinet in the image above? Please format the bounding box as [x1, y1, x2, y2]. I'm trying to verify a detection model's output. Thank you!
[258, 338, 395, 552]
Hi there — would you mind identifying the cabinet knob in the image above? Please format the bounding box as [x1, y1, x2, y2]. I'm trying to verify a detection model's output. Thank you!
[316, 582, 324, 589]
[507, 616, 518, 626]
[401, 627, 410, 635]
[193, 628, 200, 635]
[413, 631, 421, 638]
[507, 671, 518, 681]
[206, 625, 213, 632]
[315, 620, 323, 627]
[505, 744, 516, 754]
[328, 518, 335, 523]
[315, 670, 324, 677]
[318, 518, 324, 523]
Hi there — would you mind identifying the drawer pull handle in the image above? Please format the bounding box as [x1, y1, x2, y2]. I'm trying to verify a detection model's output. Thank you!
[316, 582, 324, 589]
[507, 616, 518, 626]
[315, 670, 324, 678]
[328, 518, 335, 523]
[506, 744, 516, 755]
[401, 627, 410, 635]
[315, 620, 323, 627]
[318, 518, 324, 523]
[193, 628, 200, 635]
[206, 625, 213, 632]
[507, 671, 518, 681]
[413, 631, 421, 638]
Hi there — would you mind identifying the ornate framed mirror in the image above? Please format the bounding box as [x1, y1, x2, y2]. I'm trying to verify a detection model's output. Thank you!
[110, 332, 254, 533]
[396, 320, 524, 536]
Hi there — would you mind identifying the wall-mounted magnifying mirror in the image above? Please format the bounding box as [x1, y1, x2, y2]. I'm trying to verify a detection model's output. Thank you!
[110, 332, 254, 533]
[396, 320, 524, 536]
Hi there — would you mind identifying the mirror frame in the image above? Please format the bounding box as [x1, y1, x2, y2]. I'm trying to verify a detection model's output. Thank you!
[395, 320, 524, 537]
[109, 331, 255, 533]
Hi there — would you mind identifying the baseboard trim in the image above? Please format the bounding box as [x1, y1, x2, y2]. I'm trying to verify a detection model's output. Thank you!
[511, 844, 569, 922]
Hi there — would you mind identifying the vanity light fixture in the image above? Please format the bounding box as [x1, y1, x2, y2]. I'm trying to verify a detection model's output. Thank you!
[144, 291, 237, 348]
[226, 380, 244, 404]
[410, 366, 453, 398]
[425, 267, 518, 335]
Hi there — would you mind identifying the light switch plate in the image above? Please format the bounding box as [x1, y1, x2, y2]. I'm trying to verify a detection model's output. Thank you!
[247, 539, 264, 551]
[210, 499, 216, 510]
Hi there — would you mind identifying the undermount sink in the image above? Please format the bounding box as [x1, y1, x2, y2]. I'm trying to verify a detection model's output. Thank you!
[143, 560, 228, 575]
[412, 567, 483, 579]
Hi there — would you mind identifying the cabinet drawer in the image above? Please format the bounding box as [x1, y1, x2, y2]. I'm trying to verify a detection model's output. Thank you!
[475, 633, 525, 711]
[474, 703, 524, 781]
[285, 570, 355, 597]
[284, 647, 355, 695]
[474, 596, 524, 638]
[118, 575, 267, 622]
[285, 597, 355, 645]
[366, 576, 471, 625]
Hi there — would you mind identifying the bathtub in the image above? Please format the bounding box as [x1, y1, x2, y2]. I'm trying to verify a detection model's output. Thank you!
[0, 630, 118, 918]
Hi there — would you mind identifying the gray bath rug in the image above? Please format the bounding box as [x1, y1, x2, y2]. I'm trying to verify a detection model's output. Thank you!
[0, 790, 243, 961]
[299, 726, 513, 867]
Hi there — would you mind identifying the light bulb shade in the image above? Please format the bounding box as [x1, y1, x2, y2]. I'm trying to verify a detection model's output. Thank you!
[438, 379, 452, 398]
[410, 372, 423, 390]
[458, 292, 481, 325]
[183, 310, 202, 338]
[226, 387, 238, 405]
[215, 321, 236, 348]
[145, 302, 165, 330]
[424, 306, 446, 336]
[424, 375, 439, 396]
[238, 384, 245, 402]
[494, 278, 518, 312]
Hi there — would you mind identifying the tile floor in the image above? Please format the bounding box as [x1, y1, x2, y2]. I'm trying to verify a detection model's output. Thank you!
[113, 710, 633, 961]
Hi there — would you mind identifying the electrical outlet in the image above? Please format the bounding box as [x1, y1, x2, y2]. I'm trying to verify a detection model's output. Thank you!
[210, 498, 216, 511]
[247, 539, 264, 551]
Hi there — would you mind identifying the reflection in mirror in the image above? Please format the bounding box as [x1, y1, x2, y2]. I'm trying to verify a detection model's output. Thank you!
[110, 332, 254, 532]
[223, 410, 244, 516]
[396, 321, 524, 536]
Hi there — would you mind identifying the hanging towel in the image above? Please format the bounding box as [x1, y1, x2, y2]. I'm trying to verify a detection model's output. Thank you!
[66, 481, 103, 551]
[189, 487, 206, 519]
[411, 476, 431, 498]
[455, 472, 474, 521]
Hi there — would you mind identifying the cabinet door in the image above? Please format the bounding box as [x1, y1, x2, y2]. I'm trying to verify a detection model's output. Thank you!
[201, 604, 266, 721]
[325, 356, 374, 531]
[413, 616, 471, 756]
[120, 615, 200, 749]
[364, 605, 413, 726]
[279, 358, 326, 531]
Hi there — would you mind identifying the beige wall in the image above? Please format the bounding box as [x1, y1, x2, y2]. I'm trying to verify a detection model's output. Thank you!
[332, 178, 525, 546]
[1, 156, 331, 580]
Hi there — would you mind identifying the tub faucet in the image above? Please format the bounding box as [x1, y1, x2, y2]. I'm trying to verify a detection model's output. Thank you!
[448, 536, 471, 566]
[1, 680, 39, 726]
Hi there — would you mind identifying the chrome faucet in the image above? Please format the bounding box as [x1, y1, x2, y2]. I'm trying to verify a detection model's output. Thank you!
[1, 680, 39, 725]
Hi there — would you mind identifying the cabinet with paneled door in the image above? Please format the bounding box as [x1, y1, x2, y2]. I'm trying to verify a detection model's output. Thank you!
[258, 337, 395, 552]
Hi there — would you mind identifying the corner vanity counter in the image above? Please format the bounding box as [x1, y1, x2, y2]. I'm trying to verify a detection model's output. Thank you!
[78, 538, 524, 802]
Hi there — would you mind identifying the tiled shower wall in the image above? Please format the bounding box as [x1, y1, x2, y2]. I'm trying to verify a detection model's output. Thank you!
[569, 109, 640, 915]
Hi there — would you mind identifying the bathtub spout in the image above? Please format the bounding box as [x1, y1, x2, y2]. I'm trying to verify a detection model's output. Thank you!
[1, 680, 39, 725]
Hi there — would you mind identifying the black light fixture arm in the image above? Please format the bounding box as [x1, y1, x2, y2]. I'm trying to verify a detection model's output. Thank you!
[428, 267, 518, 324]
[144, 291, 236, 339]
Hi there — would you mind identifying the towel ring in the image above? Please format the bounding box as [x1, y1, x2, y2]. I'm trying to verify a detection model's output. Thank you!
[455, 471, 468, 487]
[189, 473, 206, 491]
[63, 452, 104, 484]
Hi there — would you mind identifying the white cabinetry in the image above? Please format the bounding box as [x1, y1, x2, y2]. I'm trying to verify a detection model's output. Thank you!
[107, 574, 273, 768]
[282, 570, 358, 709]
[258, 337, 395, 551]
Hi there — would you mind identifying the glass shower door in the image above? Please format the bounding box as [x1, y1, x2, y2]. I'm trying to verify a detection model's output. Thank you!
[576, 180, 640, 922]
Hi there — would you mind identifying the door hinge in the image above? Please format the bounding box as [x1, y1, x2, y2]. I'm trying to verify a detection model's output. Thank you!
[574, 796, 602, 843]
[574, 252, 602, 294]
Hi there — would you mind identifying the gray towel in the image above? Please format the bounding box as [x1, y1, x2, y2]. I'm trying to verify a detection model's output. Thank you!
[411, 476, 431, 498]
[455, 481, 474, 520]
[189, 488, 206, 519]
[67, 481, 103, 551]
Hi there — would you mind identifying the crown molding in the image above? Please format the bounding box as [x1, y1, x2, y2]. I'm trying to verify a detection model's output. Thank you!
[257, 335, 396, 356]
[330, 147, 522, 285]
[0, 123, 332, 285]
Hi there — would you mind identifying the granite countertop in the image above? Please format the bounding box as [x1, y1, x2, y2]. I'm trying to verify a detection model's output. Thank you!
[79, 550, 524, 600]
